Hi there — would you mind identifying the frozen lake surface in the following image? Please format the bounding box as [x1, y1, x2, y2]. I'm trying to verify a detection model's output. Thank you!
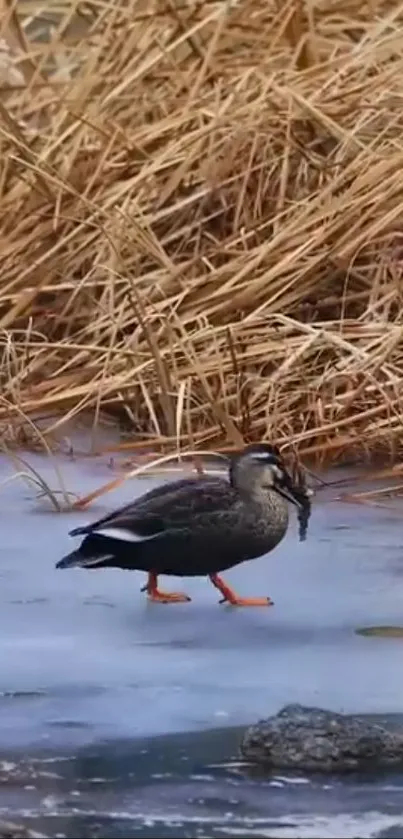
[1, 451, 403, 837]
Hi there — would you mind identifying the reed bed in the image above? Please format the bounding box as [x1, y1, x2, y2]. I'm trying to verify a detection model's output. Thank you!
[1, 0, 403, 464]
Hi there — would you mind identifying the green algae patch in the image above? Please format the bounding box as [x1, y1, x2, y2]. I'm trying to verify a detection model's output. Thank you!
[356, 626, 403, 638]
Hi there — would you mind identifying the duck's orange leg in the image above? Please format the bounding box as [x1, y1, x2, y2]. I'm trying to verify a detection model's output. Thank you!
[209, 573, 273, 607]
[142, 571, 191, 603]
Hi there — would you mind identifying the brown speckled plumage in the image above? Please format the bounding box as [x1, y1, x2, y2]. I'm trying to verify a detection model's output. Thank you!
[56, 443, 312, 606]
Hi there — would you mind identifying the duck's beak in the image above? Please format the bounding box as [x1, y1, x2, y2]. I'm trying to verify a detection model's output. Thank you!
[276, 484, 301, 507]
[275, 477, 314, 509]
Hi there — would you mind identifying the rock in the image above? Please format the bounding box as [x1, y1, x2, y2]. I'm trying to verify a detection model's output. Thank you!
[0, 822, 46, 839]
[240, 703, 403, 773]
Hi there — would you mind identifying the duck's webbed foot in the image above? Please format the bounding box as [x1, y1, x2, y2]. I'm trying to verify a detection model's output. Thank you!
[142, 571, 191, 604]
[209, 574, 273, 607]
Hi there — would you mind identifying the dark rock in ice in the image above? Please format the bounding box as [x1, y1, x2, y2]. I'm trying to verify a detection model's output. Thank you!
[240, 703, 403, 772]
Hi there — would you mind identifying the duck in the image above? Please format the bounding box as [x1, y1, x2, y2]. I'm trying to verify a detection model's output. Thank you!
[56, 443, 312, 607]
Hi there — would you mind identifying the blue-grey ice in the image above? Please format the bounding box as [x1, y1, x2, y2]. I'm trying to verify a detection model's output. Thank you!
[1, 451, 403, 837]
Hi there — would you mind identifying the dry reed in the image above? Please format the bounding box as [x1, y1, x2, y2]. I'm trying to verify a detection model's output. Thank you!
[1, 0, 403, 464]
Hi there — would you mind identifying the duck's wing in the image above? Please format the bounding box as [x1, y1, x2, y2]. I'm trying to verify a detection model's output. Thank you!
[69, 476, 231, 543]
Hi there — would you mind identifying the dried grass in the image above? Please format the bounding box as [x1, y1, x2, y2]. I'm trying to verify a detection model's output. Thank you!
[1, 0, 403, 464]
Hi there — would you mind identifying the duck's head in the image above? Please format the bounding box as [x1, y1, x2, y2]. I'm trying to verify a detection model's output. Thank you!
[230, 443, 313, 540]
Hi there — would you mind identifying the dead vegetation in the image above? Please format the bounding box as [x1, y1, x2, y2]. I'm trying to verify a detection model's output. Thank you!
[1, 0, 403, 465]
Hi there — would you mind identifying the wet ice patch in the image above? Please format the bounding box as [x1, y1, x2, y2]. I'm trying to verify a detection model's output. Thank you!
[20, 810, 403, 838]
[218, 812, 403, 838]
[274, 775, 311, 785]
[189, 774, 215, 782]
[0, 761, 16, 772]
[0, 690, 47, 699]
[207, 761, 251, 770]
[1, 805, 403, 839]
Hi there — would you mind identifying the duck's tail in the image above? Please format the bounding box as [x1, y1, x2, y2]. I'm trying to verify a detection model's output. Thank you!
[56, 547, 114, 570]
[56, 549, 83, 569]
